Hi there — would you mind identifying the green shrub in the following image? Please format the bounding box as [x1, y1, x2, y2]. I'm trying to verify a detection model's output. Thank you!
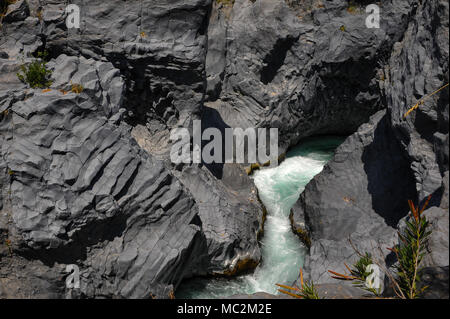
[329, 253, 381, 296]
[276, 268, 321, 299]
[391, 196, 432, 298]
[17, 52, 53, 89]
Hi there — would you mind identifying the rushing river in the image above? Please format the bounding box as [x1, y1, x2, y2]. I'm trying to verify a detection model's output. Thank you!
[176, 136, 344, 298]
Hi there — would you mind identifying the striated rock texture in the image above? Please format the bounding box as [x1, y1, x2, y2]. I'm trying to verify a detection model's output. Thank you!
[1, 0, 264, 298]
[0, 56, 209, 298]
[0, 0, 448, 299]
[294, 110, 406, 284]
[294, 0, 449, 296]
[173, 164, 263, 275]
[203, 0, 448, 297]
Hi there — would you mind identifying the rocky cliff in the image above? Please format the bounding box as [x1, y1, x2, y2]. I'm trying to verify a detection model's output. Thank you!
[0, 0, 264, 298]
[0, 0, 448, 299]
[293, 0, 449, 298]
[204, 0, 448, 297]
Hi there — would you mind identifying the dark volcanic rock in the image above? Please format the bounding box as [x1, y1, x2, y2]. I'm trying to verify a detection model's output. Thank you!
[0, 58, 209, 298]
[174, 164, 263, 275]
[418, 266, 449, 299]
[422, 207, 449, 268]
[1, 0, 211, 152]
[295, 0, 449, 295]
[0, 0, 265, 299]
[384, 0, 449, 201]
[204, 0, 411, 154]
[227, 292, 293, 299]
[2, 0, 30, 24]
[50, 0, 210, 143]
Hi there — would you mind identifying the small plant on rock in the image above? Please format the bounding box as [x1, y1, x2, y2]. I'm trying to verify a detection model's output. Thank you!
[328, 252, 381, 296]
[1, 0, 15, 17]
[36, 7, 43, 21]
[347, 1, 359, 14]
[390, 196, 432, 299]
[17, 51, 53, 89]
[404, 83, 449, 117]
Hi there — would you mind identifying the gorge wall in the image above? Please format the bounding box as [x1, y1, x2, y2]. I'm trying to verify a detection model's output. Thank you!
[292, 0, 449, 298]
[0, 0, 448, 298]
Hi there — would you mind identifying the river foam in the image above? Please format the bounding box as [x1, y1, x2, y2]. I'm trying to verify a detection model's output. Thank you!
[176, 136, 344, 298]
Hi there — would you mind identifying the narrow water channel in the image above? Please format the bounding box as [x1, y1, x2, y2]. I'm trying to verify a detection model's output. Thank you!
[177, 136, 344, 298]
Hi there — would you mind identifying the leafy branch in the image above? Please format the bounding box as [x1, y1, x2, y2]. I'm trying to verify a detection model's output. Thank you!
[389, 196, 432, 298]
[276, 268, 321, 299]
[328, 252, 381, 296]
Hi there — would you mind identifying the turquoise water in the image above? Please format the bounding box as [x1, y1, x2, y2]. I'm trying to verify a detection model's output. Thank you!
[176, 136, 344, 298]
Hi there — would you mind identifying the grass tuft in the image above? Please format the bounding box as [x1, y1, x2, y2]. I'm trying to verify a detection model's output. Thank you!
[17, 51, 53, 89]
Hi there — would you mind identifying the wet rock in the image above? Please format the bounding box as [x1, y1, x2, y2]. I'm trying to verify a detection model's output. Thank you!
[289, 203, 311, 248]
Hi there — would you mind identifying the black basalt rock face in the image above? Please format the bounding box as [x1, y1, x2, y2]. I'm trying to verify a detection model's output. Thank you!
[0, 0, 448, 299]
[204, 0, 411, 153]
[293, 0, 449, 291]
[0, 0, 264, 299]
